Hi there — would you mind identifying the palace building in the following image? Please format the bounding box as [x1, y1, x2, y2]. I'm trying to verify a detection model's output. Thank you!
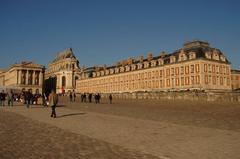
[76, 40, 232, 93]
[44, 48, 81, 94]
[231, 70, 240, 90]
[0, 61, 44, 93]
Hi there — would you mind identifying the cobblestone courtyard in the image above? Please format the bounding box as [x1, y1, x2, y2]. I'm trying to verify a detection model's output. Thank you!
[0, 98, 240, 159]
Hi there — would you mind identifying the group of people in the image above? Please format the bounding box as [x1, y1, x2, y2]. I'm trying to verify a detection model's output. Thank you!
[0, 90, 14, 106]
[76, 93, 113, 104]
[1, 88, 114, 119]
[78, 93, 102, 104]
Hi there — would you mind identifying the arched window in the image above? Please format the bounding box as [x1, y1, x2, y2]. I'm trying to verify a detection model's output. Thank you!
[62, 76, 66, 87]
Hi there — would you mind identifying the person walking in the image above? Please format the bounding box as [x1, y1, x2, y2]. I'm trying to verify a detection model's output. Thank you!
[69, 92, 73, 102]
[7, 90, 14, 106]
[1, 90, 6, 106]
[0, 91, 3, 106]
[25, 90, 32, 108]
[49, 89, 58, 118]
[109, 94, 113, 104]
[88, 93, 92, 103]
[73, 91, 76, 102]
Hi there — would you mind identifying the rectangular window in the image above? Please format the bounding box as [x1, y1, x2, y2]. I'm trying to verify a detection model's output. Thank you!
[223, 66, 226, 74]
[219, 66, 223, 74]
[176, 78, 179, 86]
[191, 76, 195, 85]
[151, 71, 155, 79]
[226, 67, 229, 75]
[208, 64, 211, 73]
[160, 70, 163, 78]
[205, 75, 208, 84]
[171, 78, 175, 87]
[175, 67, 179, 75]
[204, 64, 207, 73]
[181, 77, 184, 86]
[156, 71, 159, 78]
[196, 64, 200, 73]
[185, 66, 189, 74]
[185, 77, 189, 85]
[227, 77, 230, 86]
[181, 66, 184, 74]
[167, 79, 170, 87]
[166, 69, 170, 77]
[213, 76, 216, 85]
[216, 66, 219, 74]
[148, 72, 151, 79]
[190, 65, 194, 73]
[212, 65, 215, 73]
[220, 77, 223, 85]
[171, 68, 175, 76]
[196, 75, 200, 84]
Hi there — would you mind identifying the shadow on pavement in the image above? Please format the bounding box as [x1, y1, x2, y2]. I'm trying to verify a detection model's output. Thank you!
[57, 112, 86, 118]
[56, 105, 67, 107]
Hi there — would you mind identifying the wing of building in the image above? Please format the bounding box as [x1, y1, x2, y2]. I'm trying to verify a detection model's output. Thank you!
[0, 61, 44, 93]
[44, 48, 81, 94]
[76, 40, 235, 93]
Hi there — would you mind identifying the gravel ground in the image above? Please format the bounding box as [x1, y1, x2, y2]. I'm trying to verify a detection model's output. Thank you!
[0, 110, 161, 159]
[62, 97, 240, 132]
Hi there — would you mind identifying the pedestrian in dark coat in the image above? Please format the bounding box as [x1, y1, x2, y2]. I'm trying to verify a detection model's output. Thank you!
[69, 92, 73, 102]
[109, 94, 113, 104]
[25, 90, 32, 108]
[0, 91, 6, 106]
[88, 93, 92, 103]
[49, 90, 58, 118]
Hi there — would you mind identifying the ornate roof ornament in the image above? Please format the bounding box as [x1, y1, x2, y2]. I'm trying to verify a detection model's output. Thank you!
[53, 48, 76, 62]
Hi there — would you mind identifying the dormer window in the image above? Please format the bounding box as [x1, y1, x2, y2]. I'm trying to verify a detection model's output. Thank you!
[120, 66, 125, 72]
[220, 55, 226, 62]
[100, 70, 105, 76]
[105, 69, 109, 75]
[96, 72, 100, 77]
[137, 63, 143, 69]
[125, 65, 130, 72]
[158, 58, 164, 65]
[110, 69, 114, 74]
[131, 64, 136, 70]
[151, 60, 157, 67]
[189, 52, 196, 60]
[178, 50, 187, 62]
[143, 61, 149, 68]
[170, 56, 176, 63]
[212, 50, 220, 60]
[115, 67, 119, 73]
[205, 52, 212, 59]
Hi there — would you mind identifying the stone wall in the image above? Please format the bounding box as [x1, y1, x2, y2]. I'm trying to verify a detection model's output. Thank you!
[101, 91, 240, 103]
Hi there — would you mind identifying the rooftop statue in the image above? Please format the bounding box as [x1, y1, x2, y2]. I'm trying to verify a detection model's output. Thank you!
[53, 48, 76, 62]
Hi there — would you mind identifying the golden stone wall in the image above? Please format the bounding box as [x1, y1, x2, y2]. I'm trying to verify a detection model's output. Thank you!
[76, 59, 231, 93]
[0, 62, 44, 93]
[231, 71, 240, 90]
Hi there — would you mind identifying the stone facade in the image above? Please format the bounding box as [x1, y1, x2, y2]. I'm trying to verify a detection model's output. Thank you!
[0, 61, 44, 93]
[231, 70, 240, 90]
[76, 41, 232, 93]
[44, 48, 81, 94]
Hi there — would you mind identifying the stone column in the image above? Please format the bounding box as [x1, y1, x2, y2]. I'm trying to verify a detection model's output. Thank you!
[39, 72, 43, 86]
[19, 70, 22, 85]
[17, 70, 19, 85]
[26, 70, 29, 85]
[32, 71, 36, 85]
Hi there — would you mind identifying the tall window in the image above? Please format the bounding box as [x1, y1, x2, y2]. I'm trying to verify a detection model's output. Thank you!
[62, 76, 66, 87]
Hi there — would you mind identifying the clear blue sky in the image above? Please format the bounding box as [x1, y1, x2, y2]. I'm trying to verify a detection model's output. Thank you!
[0, 0, 240, 69]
